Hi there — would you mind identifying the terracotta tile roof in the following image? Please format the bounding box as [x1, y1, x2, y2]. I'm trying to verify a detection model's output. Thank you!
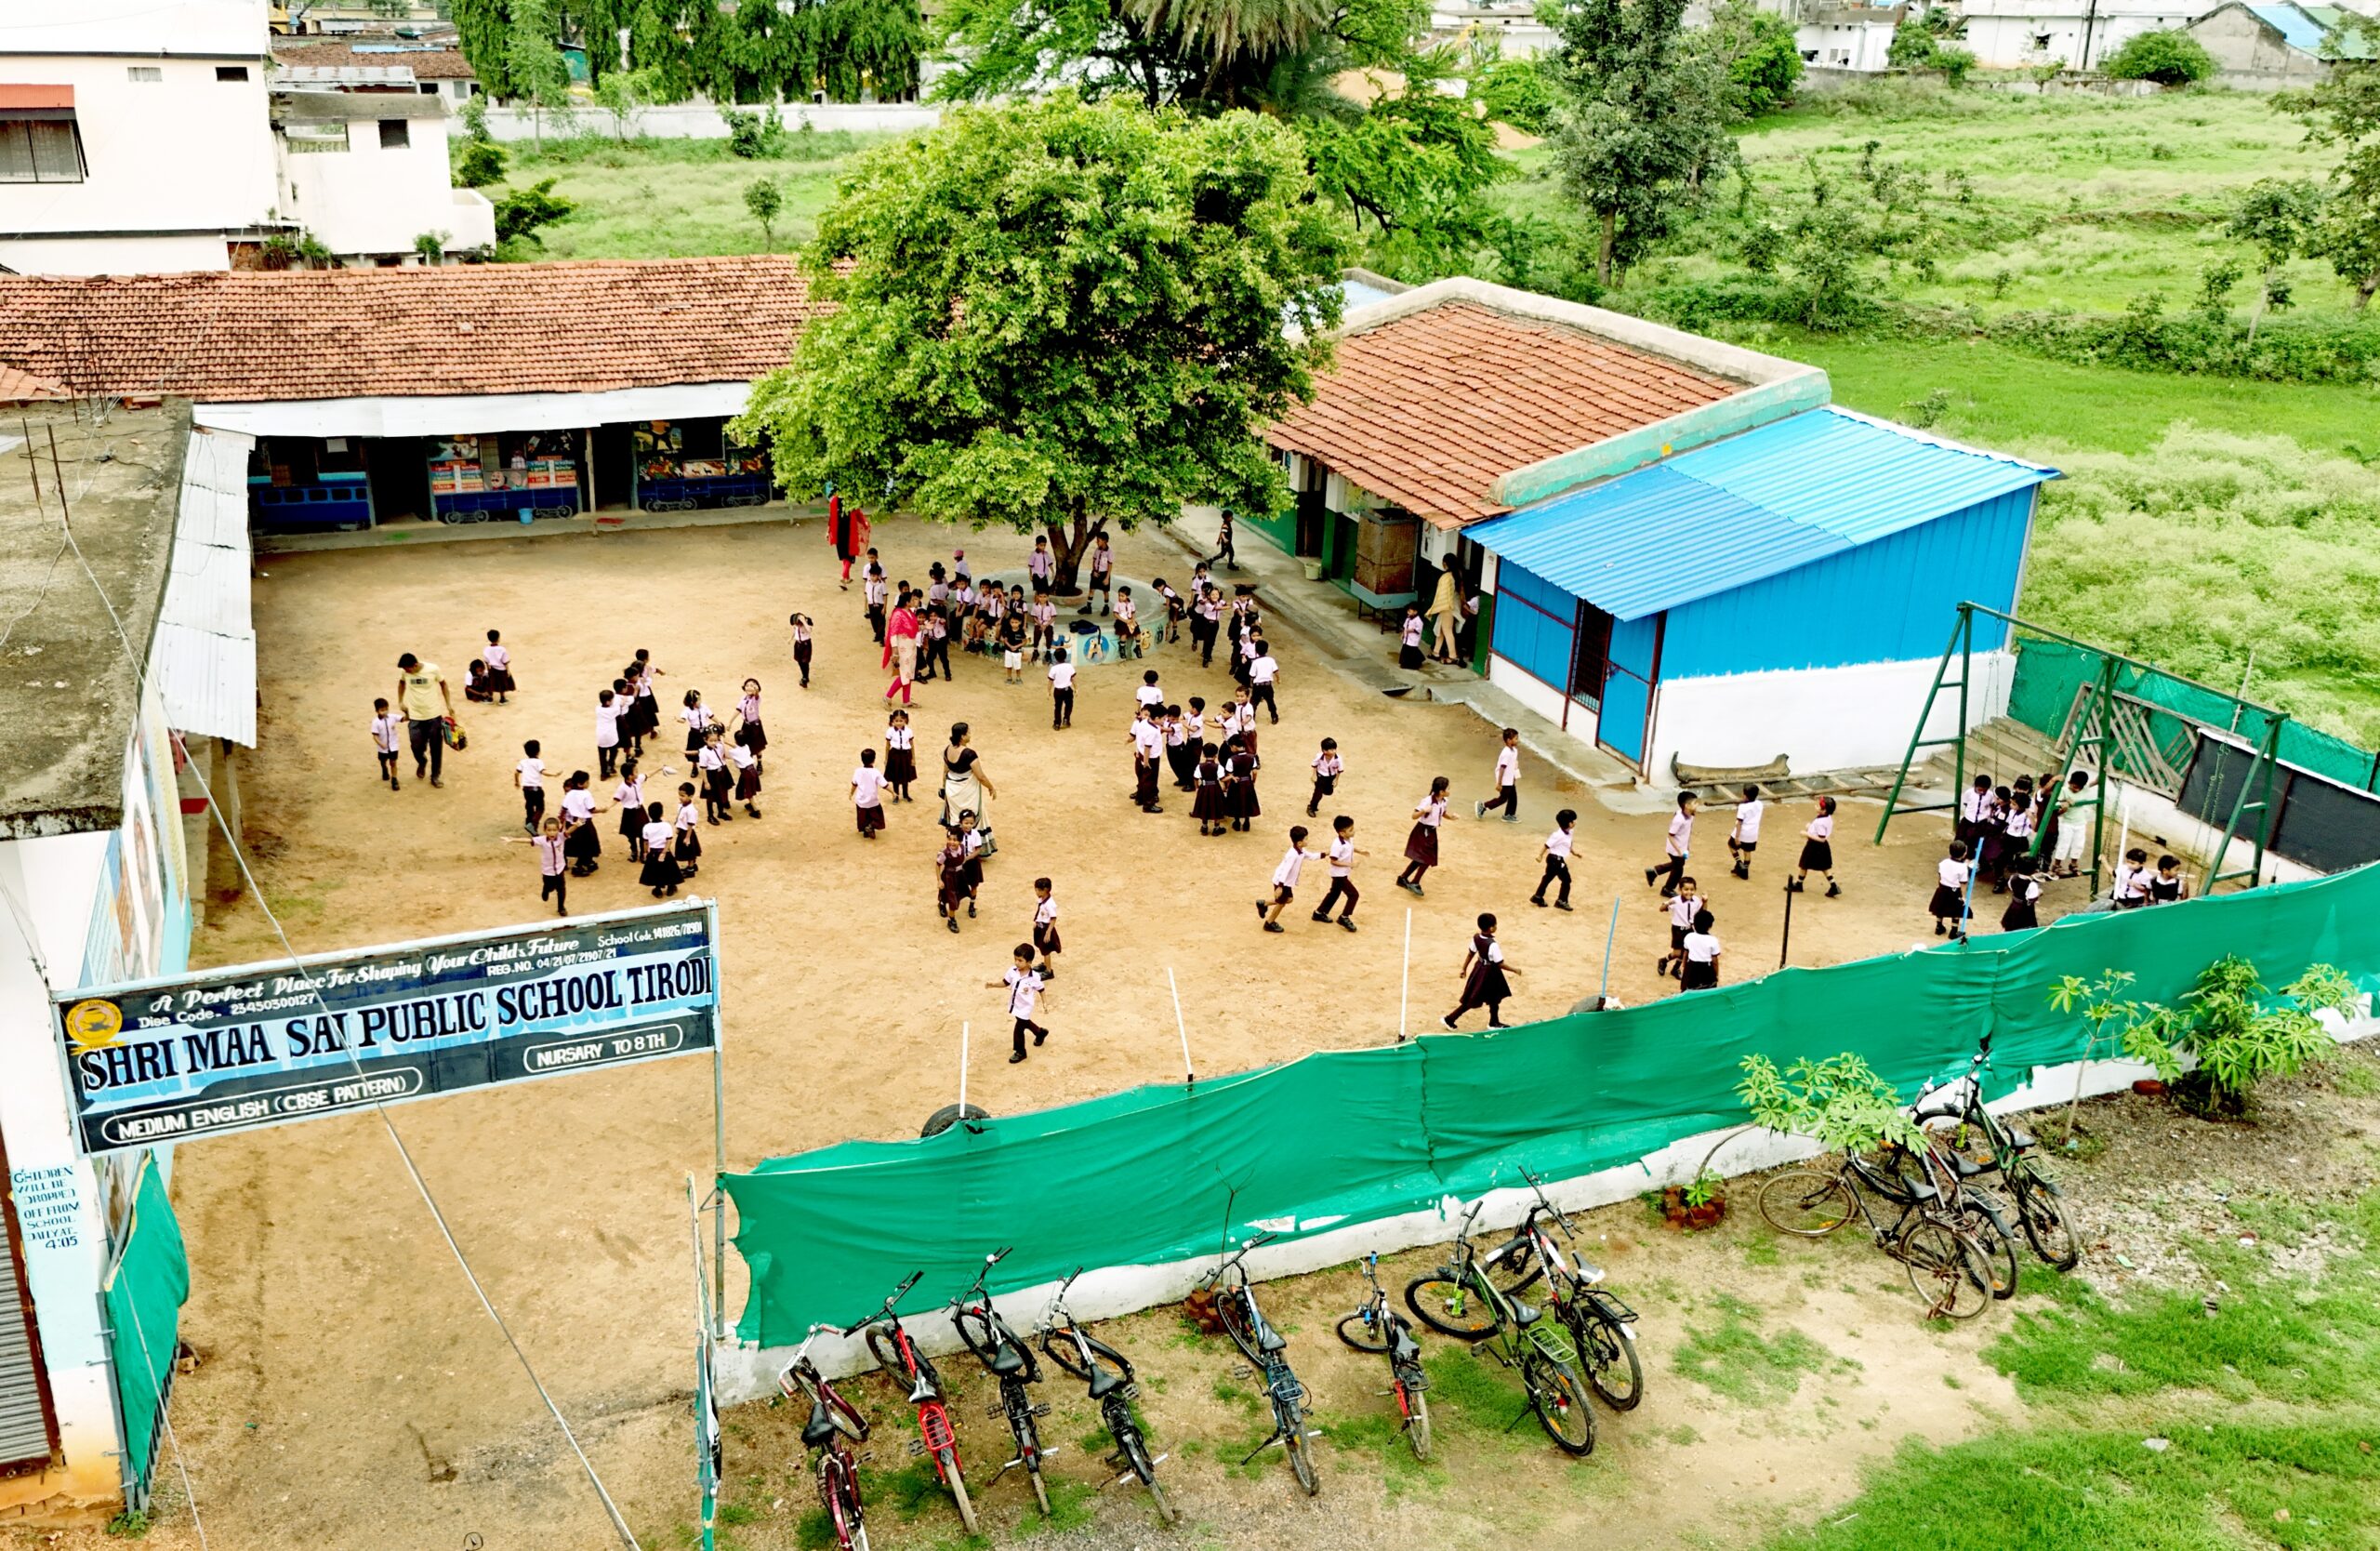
[0, 258, 823, 403]
[1266, 300, 1739, 525]
[271, 41, 479, 78]
[0, 364, 68, 403]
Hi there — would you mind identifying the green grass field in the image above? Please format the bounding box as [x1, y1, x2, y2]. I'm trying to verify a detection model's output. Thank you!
[484, 128, 899, 260]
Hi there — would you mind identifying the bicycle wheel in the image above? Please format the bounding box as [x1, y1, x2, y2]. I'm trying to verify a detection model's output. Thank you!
[1283, 1414, 1320, 1495]
[1039, 1326, 1091, 1382]
[816, 1381, 869, 1443]
[1011, 1399, 1052, 1518]
[1519, 1351, 1596, 1455]
[1759, 1171, 1856, 1236]
[934, 1446, 978, 1535]
[2011, 1167, 2081, 1270]
[1335, 1307, 1391, 1354]
[1405, 1273, 1501, 1339]
[1484, 1236, 1545, 1297]
[1119, 1426, 1183, 1525]
[822, 1459, 866, 1551]
[953, 1307, 1003, 1367]
[1397, 1374, 1433, 1463]
[1898, 1219, 1991, 1320]
[1215, 1287, 1265, 1367]
[1958, 1200, 2022, 1301]
[862, 1325, 906, 1383]
[1570, 1306, 1644, 1412]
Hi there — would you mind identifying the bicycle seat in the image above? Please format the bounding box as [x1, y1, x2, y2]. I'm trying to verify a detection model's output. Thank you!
[801, 1404, 841, 1451]
[1257, 1325, 1288, 1354]
[2007, 1127, 2036, 1151]
[1390, 1326, 1421, 1363]
[1906, 1181, 1938, 1203]
[1087, 1363, 1128, 1400]
[1511, 1301, 1540, 1326]
[1950, 1152, 1990, 1178]
[989, 1341, 1028, 1377]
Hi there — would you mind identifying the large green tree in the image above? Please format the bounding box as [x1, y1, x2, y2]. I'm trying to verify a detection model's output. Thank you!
[2280, 37, 2380, 311]
[735, 96, 1348, 589]
[1548, 0, 1738, 285]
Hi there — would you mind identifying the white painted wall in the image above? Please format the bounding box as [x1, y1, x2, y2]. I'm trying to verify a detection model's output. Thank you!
[1957, 0, 2202, 67]
[1488, 653, 1604, 750]
[1646, 650, 2016, 780]
[718, 1014, 2380, 1399]
[478, 100, 940, 143]
[276, 112, 495, 258]
[0, 2, 277, 275]
[1797, 16, 1899, 68]
[0, 829, 120, 1518]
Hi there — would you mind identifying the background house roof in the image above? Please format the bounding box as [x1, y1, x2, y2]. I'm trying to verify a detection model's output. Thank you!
[0, 257, 823, 404]
[272, 91, 450, 121]
[1265, 298, 1740, 526]
[271, 40, 479, 78]
[1469, 406, 2060, 620]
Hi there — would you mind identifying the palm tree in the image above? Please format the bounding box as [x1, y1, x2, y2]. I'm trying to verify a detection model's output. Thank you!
[1126, 0, 1336, 64]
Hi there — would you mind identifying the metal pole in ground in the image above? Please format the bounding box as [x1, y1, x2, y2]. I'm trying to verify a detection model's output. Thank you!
[1597, 895, 1620, 1006]
[958, 1021, 969, 1117]
[1778, 880, 1796, 970]
[1398, 907, 1412, 1042]
[707, 896, 726, 1340]
[1168, 966, 1194, 1086]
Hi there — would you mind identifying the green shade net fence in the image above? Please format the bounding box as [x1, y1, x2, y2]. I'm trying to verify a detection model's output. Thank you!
[2006, 638, 2380, 792]
[103, 1154, 190, 1492]
[729, 863, 2380, 1346]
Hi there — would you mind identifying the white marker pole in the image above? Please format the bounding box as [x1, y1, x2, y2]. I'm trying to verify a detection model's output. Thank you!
[1398, 907, 1412, 1044]
[1167, 967, 1193, 1087]
[958, 1021, 969, 1116]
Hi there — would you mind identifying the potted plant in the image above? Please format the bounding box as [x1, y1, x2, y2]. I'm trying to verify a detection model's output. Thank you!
[1658, 1168, 1728, 1231]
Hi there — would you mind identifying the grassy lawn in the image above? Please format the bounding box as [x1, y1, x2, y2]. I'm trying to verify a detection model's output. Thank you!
[484, 128, 902, 260]
[1765, 1200, 2380, 1551]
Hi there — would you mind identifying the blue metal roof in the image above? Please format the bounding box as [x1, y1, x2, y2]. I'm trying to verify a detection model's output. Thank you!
[1469, 406, 2058, 622]
[2251, 3, 2331, 51]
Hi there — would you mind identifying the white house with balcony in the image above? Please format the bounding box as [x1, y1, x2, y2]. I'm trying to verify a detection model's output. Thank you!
[0, 0, 489, 275]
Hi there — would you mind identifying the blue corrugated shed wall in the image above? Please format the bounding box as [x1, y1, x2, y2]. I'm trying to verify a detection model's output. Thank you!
[1659, 486, 2035, 680]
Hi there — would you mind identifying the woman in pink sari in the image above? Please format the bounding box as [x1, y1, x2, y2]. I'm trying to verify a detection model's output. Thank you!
[882, 588, 922, 706]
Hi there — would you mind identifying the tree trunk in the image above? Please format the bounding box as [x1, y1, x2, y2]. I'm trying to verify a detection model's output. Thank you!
[1597, 208, 1617, 286]
[2357, 269, 2377, 312]
[2247, 266, 2269, 344]
[1042, 505, 1097, 597]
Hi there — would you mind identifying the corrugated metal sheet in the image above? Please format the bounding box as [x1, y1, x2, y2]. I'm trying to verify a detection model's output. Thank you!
[154, 428, 258, 747]
[1467, 406, 2056, 621]
[2295, 6, 2380, 56]
[2251, 2, 2333, 51]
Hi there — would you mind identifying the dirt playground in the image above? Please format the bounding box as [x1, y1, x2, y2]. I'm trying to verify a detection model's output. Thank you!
[52, 514, 2100, 1550]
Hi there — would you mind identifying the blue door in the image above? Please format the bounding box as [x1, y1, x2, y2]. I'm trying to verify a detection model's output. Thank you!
[1598, 615, 1660, 767]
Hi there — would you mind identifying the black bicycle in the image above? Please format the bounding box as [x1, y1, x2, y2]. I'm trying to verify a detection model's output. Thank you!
[1335, 1252, 1432, 1461]
[777, 1324, 874, 1551]
[1913, 1033, 2082, 1270]
[948, 1248, 1054, 1517]
[1484, 1169, 1645, 1411]
[1200, 1231, 1321, 1494]
[1039, 1268, 1180, 1524]
[1406, 1200, 1597, 1454]
[1757, 1147, 2000, 1319]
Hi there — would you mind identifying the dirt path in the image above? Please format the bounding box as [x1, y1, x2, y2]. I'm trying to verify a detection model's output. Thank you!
[24, 515, 2099, 1551]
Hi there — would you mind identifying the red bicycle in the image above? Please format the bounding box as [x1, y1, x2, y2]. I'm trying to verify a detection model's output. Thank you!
[777, 1323, 873, 1551]
[857, 1272, 978, 1535]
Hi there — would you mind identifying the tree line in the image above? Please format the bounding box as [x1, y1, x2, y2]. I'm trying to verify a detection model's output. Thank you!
[452, 0, 921, 106]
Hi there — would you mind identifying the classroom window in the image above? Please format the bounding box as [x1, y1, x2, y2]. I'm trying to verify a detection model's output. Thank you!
[0, 116, 85, 183]
[378, 118, 409, 149]
[217, 65, 249, 81]
[126, 65, 161, 82]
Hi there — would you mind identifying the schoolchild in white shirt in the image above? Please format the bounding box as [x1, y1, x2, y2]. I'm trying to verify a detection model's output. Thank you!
[1259, 825, 1321, 933]
[1532, 808, 1578, 910]
[1477, 728, 1522, 822]
[369, 698, 403, 790]
[1727, 784, 1765, 880]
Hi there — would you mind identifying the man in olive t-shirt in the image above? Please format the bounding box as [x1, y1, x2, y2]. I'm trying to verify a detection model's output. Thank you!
[395, 652, 454, 786]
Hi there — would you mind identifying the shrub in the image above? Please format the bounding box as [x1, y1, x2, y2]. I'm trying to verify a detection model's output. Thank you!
[1739, 219, 1785, 272]
[2104, 28, 2216, 86]
[1474, 54, 1559, 135]
[2118, 958, 2360, 1118]
[723, 104, 787, 159]
[453, 138, 507, 188]
[1738, 1053, 1924, 1151]
[493, 177, 576, 249]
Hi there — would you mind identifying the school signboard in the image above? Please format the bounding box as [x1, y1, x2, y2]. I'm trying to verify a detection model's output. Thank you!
[51, 902, 720, 1158]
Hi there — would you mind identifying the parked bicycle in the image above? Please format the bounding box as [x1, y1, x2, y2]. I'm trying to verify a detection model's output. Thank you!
[777, 1323, 874, 1551]
[1756, 1146, 2001, 1319]
[1200, 1231, 1322, 1494]
[1335, 1252, 1433, 1461]
[948, 1247, 1054, 1517]
[1405, 1200, 1597, 1454]
[1913, 1032, 2082, 1270]
[1873, 1127, 2023, 1303]
[854, 1271, 978, 1535]
[1483, 1168, 1645, 1411]
[1039, 1267, 1180, 1524]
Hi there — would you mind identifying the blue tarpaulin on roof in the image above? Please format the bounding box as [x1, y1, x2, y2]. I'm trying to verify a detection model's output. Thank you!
[1467, 406, 2057, 620]
[2252, 3, 2334, 51]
